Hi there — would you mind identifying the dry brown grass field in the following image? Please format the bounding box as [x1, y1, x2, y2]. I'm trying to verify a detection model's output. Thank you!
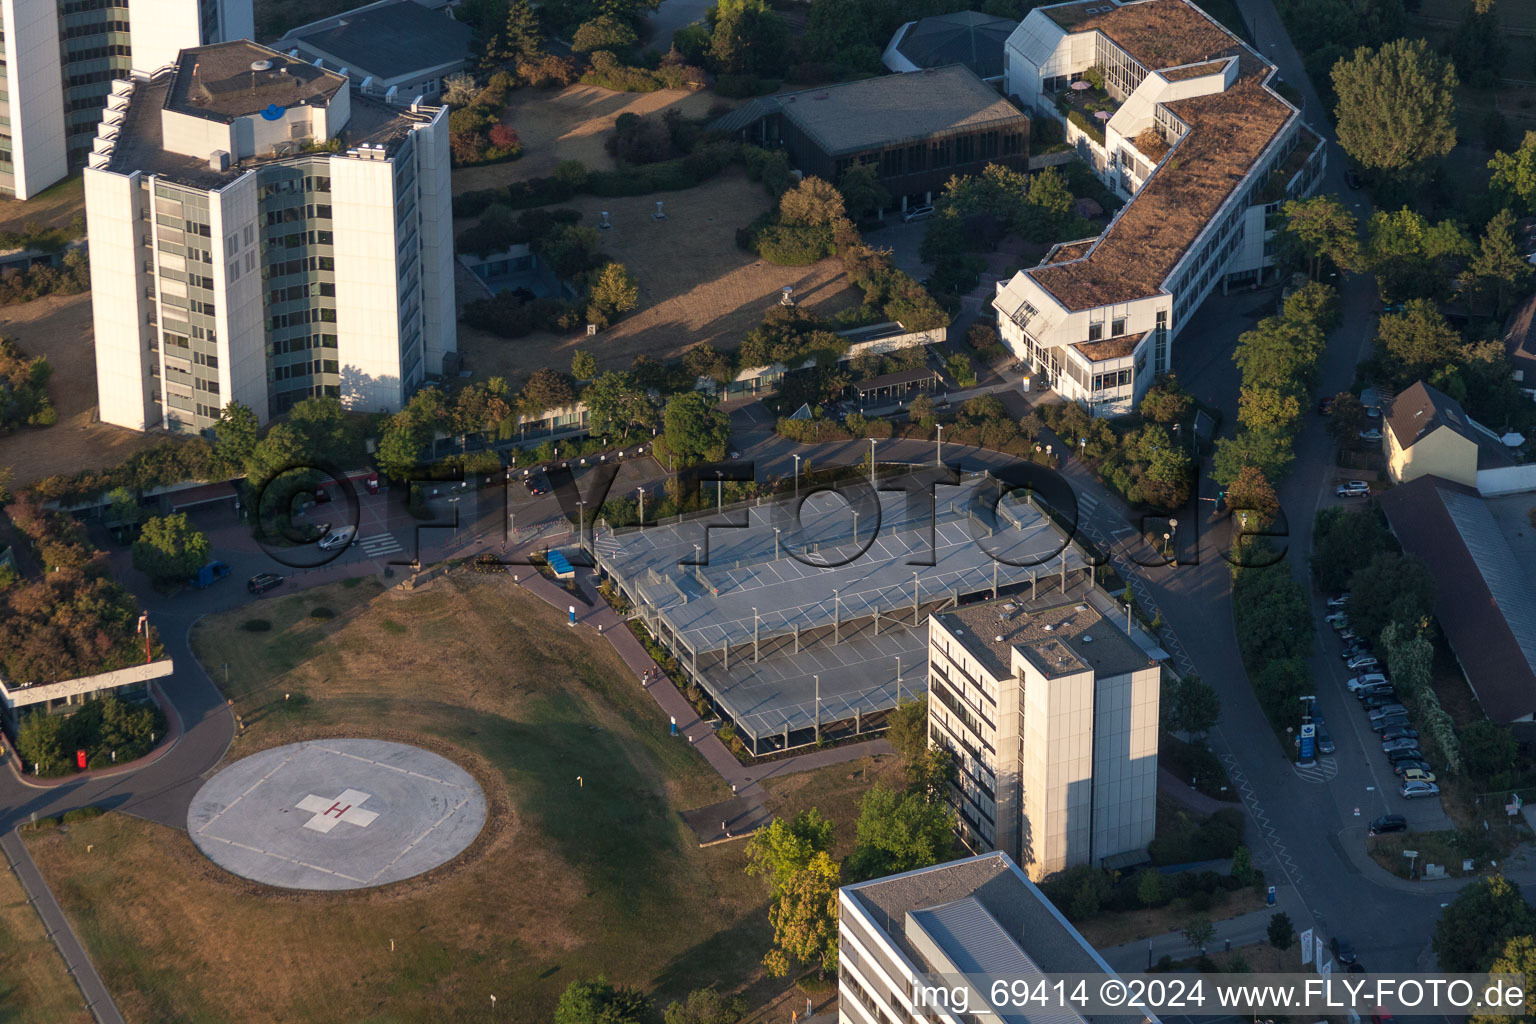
[453, 84, 723, 193]
[24, 573, 886, 1023]
[0, 855, 92, 1024]
[0, 291, 159, 487]
[456, 169, 860, 383]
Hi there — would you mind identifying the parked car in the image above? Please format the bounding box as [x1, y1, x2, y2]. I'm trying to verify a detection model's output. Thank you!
[1357, 686, 1397, 704]
[1382, 302, 1406, 314]
[1325, 612, 1350, 629]
[1347, 654, 1381, 671]
[1386, 747, 1426, 764]
[317, 524, 357, 551]
[1392, 759, 1433, 776]
[1317, 722, 1336, 754]
[1379, 726, 1419, 743]
[1328, 595, 1350, 610]
[1368, 814, 1407, 836]
[1368, 703, 1408, 721]
[1372, 716, 1411, 735]
[1331, 937, 1358, 964]
[1362, 692, 1401, 710]
[1336, 480, 1370, 498]
[247, 572, 285, 595]
[190, 561, 230, 589]
[1347, 672, 1389, 692]
[1401, 780, 1440, 799]
[1401, 768, 1437, 784]
[1383, 737, 1422, 753]
[727, 449, 741, 460]
[1358, 427, 1384, 442]
[902, 205, 935, 223]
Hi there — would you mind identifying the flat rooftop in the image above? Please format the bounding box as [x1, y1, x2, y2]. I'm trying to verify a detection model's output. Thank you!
[106, 69, 430, 190]
[168, 41, 346, 123]
[777, 64, 1028, 157]
[285, 0, 474, 80]
[598, 473, 1092, 656]
[1025, 0, 1298, 311]
[844, 853, 1155, 1024]
[939, 594, 1156, 680]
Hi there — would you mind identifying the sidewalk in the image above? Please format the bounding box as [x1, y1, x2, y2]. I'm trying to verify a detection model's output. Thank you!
[2, 829, 125, 1024]
[509, 564, 892, 809]
[1097, 884, 1311, 975]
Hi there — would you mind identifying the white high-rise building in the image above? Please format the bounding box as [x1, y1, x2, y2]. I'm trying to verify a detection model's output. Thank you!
[0, 0, 253, 199]
[927, 591, 1160, 880]
[86, 39, 456, 433]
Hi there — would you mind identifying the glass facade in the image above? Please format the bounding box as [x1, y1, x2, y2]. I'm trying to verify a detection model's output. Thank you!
[152, 181, 220, 433]
[60, 0, 133, 167]
[258, 159, 340, 418]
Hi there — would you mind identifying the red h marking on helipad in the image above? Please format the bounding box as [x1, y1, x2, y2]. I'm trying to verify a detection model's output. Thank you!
[296, 790, 379, 833]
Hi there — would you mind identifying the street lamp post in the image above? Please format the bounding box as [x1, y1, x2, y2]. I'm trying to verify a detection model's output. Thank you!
[833, 588, 840, 642]
[792, 454, 802, 497]
[1163, 531, 1171, 558]
[852, 509, 859, 545]
[637, 486, 645, 527]
[935, 423, 944, 467]
[1169, 517, 1178, 564]
[868, 438, 877, 486]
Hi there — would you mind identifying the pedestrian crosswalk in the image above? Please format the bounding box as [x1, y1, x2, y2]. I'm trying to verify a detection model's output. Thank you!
[359, 532, 404, 558]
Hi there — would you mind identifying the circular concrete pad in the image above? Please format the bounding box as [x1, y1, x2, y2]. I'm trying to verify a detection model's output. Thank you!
[188, 739, 486, 891]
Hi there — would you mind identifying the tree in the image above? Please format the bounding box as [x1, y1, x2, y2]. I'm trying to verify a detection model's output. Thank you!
[1231, 844, 1256, 885]
[588, 262, 640, 323]
[1327, 390, 1368, 441]
[520, 367, 576, 414]
[499, 0, 545, 64]
[582, 371, 656, 440]
[1489, 131, 1536, 215]
[1285, 280, 1344, 333]
[1473, 935, 1536, 1024]
[132, 513, 210, 585]
[1281, 196, 1360, 279]
[1237, 384, 1305, 435]
[1169, 675, 1221, 737]
[443, 71, 478, 106]
[884, 696, 929, 765]
[213, 401, 259, 468]
[664, 988, 748, 1024]
[0, 464, 11, 506]
[1310, 506, 1388, 593]
[903, 746, 954, 805]
[1136, 868, 1163, 907]
[845, 784, 953, 882]
[1226, 466, 1280, 528]
[1375, 300, 1463, 386]
[1463, 209, 1534, 319]
[706, 0, 790, 77]
[555, 977, 651, 1024]
[745, 809, 835, 895]
[1212, 429, 1295, 488]
[837, 162, 891, 221]
[104, 486, 142, 529]
[1234, 316, 1325, 393]
[1461, 720, 1519, 782]
[1332, 38, 1458, 190]
[571, 349, 598, 380]
[1365, 208, 1472, 304]
[779, 176, 847, 228]
[1183, 915, 1215, 953]
[1345, 551, 1436, 647]
[1139, 378, 1192, 425]
[1380, 620, 1433, 699]
[571, 15, 638, 56]
[244, 421, 307, 491]
[14, 709, 65, 772]
[764, 851, 840, 978]
[1434, 875, 1536, 971]
[662, 390, 729, 466]
[1452, 0, 1508, 90]
[908, 393, 936, 428]
[1268, 911, 1295, 950]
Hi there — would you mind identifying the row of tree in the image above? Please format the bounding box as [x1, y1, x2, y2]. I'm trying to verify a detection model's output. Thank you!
[1211, 282, 1335, 490]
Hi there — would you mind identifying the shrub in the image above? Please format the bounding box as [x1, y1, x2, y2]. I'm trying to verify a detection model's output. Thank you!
[756, 222, 833, 265]
[517, 53, 578, 88]
[310, 607, 335, 620]
[243, 619, 271, 632]
[62, 806, 103, 823]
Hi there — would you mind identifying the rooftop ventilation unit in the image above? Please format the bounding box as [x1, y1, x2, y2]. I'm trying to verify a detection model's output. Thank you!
[1081, 635, 1093, 643]
[209, 149, 230, 171]
[251, 59, 272, 72]
[1043, 623, 1055, 632]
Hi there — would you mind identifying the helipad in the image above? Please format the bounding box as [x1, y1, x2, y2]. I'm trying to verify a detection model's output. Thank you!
[187, 739, 487, 891]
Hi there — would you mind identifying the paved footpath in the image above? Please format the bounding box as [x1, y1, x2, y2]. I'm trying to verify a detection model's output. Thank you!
[2, 829, 125, 1024]
[508, 558, 891, 830]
